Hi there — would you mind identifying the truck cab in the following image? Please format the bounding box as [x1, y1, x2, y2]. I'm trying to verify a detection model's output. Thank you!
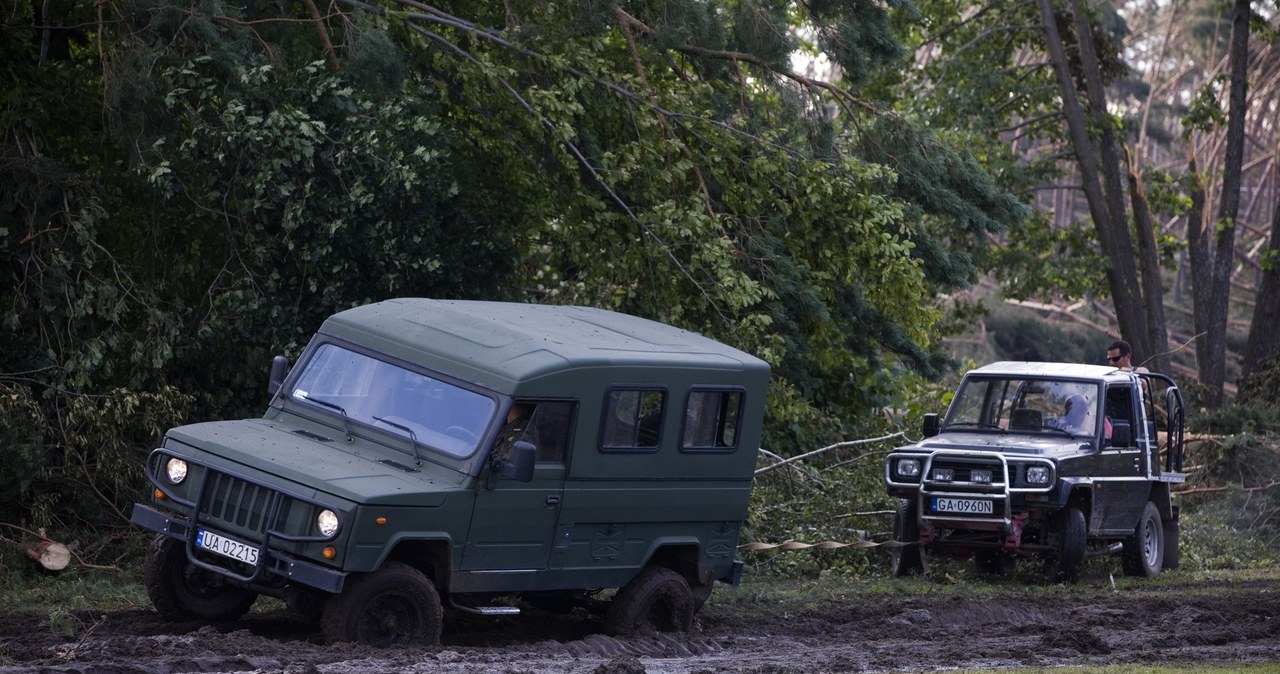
[131, 299, 770, 645]
[884, 362, 1185, 582]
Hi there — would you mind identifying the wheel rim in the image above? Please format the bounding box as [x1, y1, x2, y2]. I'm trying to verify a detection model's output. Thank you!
[358, 593, 419, 646]
[1142, 516, 1159, 567]
[179, 563, 229, 601]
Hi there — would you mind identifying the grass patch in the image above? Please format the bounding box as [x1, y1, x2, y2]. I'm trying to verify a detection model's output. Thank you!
[0, 565, 147, 618]
[720, 564, 1280, 610]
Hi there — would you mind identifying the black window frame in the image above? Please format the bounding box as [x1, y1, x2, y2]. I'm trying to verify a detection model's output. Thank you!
[679, 386, 746, 454]
[598, 386, 667, 453]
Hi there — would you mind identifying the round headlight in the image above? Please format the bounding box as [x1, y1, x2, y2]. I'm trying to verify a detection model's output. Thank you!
[317, 509, 340, 537]
[164, 458, 188, 484]
[896, 458, 921, 478]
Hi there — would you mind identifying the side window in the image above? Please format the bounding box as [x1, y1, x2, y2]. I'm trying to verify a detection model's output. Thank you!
[682, 389, 743, 452]
[526, 402, 573, 463]
[492, 401, 574, 464]
[600, 388, 665, 452]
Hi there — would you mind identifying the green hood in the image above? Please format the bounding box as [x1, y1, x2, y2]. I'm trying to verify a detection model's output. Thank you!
[166, 419, 465, 506]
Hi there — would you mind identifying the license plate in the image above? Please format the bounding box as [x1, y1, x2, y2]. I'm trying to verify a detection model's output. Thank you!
[932, 498, 994, 515]
[196, 528, 260, 565]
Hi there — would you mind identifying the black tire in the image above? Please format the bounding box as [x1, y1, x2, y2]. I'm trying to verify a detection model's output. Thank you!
[1162, 517, 1180, 571]
[889, 499, 923, 577]
[975, 549, 1017, 576]
[143, 534, 258, 623]
[283, 586, 329, 625]
[321, 561, 443, 646]
[690, 580, 714, 612]
[604, 566, 694, 636]
[1042, 507, 1086, 584]
[1121, 501, 1165, 578]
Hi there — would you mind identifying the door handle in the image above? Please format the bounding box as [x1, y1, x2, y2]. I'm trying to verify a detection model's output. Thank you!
[546, 495, 561, 506]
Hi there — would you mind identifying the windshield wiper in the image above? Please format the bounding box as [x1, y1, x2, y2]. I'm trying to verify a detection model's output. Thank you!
[373, 416, 422, 466]
[305, 396, 353, 443]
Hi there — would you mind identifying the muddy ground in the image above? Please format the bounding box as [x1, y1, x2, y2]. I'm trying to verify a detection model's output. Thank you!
[2, 573, 1279, 674]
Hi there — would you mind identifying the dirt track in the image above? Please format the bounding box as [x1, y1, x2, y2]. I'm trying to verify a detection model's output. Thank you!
[2, 572, 1279, 673]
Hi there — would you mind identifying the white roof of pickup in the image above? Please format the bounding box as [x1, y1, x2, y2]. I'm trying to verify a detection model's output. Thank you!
[968, 361, 1119, 378]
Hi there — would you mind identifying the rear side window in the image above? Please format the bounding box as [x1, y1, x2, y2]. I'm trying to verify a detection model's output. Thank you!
[681, 389, 743, 452]
[600, 388, 665, 452]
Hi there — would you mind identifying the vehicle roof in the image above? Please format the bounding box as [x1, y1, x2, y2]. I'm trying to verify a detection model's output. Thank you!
[316, 298, 770, 393]
[968, 361, 1121, 379]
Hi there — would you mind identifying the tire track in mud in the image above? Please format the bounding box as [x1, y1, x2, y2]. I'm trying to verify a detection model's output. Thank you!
[3, 581, 1280, 673]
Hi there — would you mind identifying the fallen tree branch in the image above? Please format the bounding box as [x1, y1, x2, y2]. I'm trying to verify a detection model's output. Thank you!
[755, 432, 908, 476]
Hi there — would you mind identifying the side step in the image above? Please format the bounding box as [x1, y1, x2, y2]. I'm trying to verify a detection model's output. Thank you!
[450, 600, 520, 616]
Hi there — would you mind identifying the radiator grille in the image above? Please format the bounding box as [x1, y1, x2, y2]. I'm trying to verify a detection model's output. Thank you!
[201, 471, 292, 534]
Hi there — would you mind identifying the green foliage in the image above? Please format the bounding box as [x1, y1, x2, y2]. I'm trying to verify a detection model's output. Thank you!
[0, 386, 191, 532]
[0, 386, 48, 508]
[745, 371, 950, 578]
[992, 211, 1108, 301]
[982, 303, 1106, 364]
[1238, 356, 1280, 409]
[1180, 499, 1280, 570]
[1, 0, 1029, 548]
[1183, 74, 1229, 135]
[1190, 404, 1280, 437]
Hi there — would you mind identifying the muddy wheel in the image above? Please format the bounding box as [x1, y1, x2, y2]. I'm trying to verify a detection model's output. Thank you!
[1121, 501, 1164, 578]
[1162, 517, 1180, 570]
[284, 586, 328, 624]
[143, 535, 257, 622]
[975, 550, 1017, 576]
[604, 566, 694, 635]
[889, 499, 923, 577]
[690, 580, 714, 612]
[1042, 507, 1086, 584]
[321, 561, 442, 646]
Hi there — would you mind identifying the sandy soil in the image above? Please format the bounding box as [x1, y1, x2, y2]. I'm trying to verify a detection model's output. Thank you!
[2, 574, 1279, 673]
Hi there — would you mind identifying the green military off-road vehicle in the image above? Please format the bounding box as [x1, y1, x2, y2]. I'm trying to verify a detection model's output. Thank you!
[885, 362, 1186, 582]
[131, 299, 770, 645]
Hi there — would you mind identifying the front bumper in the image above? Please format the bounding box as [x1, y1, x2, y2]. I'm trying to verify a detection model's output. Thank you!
[132, 502, 346, 593]
[888, 450, 1057, 533]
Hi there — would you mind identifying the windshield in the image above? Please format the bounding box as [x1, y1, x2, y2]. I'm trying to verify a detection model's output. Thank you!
[946, 375, 1103, 438]
[289, 343, 496, 458]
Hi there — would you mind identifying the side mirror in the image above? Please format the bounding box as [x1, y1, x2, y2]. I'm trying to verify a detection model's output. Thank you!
[922, 413, 940, 438]
[1109, 420, 1132, 448]
[494, 441, 536, 483]
[268, 355, 289, 395]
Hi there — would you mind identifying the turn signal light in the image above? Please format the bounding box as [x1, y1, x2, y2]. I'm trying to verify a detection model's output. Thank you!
[375, 516, 387, 525]
[323, 546, 337, 559]
[153, 489, 166, 500]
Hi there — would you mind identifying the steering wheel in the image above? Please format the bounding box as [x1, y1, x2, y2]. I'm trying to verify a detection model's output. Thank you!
[445, 425, 479, 444]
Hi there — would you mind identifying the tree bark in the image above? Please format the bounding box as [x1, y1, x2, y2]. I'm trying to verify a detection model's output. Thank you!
[1199, 0, 1251, 408]
[1125, 147, 1170, 373]
[1036, 0, 1150, 362]
[1242, 189, 1280, 379]
[1186, 151, 1213, 389]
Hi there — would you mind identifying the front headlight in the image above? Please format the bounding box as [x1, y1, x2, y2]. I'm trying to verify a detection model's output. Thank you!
[316, 509, 340, 537]
[896, 458, 921, 479]
[164, 458, 188, 484]
[1026, 465, 1051, 485]
[970, 469, 993, 484]
[931, 468, 954, 482]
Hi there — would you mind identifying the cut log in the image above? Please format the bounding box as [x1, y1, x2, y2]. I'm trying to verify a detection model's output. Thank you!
[25, 540, 71, 571]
